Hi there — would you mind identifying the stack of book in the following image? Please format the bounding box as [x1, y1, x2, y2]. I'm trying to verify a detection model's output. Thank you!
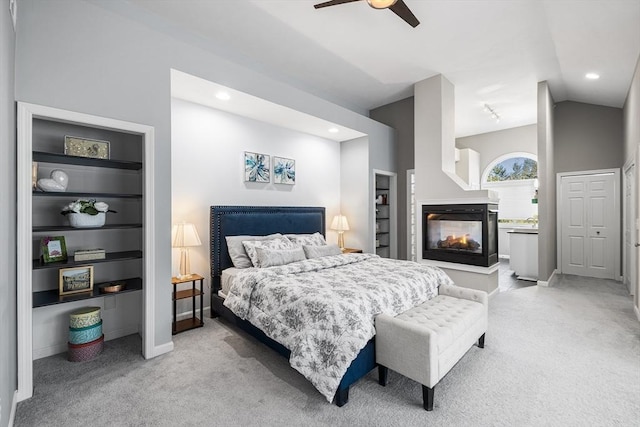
[74, 248, 106, 261]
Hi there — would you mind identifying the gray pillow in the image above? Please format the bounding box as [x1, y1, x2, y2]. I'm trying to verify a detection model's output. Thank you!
[254, 246, 306, 268]
[303, 244, 342, 259]
[225, 233, 282, 268]
[242, 236, 295, 267]
[286, 232, 327, 246]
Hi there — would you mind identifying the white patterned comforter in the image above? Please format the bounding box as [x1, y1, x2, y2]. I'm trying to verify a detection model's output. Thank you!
[223, 253, 453, 402]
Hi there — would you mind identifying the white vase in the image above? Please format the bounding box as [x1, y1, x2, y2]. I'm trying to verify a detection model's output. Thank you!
[67, 212, 106, 228]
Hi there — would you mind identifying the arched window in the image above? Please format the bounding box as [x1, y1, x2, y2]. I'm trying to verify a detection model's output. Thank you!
[482, 153, 538, 222]
[482, 153, 537, 184]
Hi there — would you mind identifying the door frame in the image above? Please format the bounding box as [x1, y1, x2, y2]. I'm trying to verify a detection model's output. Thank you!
[556, 168, 621, 280]
[623, 156, 637, 295]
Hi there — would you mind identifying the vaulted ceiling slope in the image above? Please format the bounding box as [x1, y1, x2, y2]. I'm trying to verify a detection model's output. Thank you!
[127, 0, 640, 137]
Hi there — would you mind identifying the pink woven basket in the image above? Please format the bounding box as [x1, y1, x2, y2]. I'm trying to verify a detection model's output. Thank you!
[68, 334, 104, 362]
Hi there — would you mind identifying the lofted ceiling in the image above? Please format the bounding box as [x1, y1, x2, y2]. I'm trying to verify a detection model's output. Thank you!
[129, 0, 640, 137]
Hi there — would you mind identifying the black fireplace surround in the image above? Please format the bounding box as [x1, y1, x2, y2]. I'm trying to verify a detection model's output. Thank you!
[422, 203, 498, 267]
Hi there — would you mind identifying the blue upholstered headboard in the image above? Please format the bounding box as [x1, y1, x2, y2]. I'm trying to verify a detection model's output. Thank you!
[209, 206, 326, 291]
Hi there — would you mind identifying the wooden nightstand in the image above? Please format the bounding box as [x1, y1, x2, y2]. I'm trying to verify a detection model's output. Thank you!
[342, 248, 363, 254]
[171, 274, 204, 334]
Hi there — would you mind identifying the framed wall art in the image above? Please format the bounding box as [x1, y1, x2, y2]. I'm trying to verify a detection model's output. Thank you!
[244, 151, 270, 183]
[41, 236, 68, 264]
[274, 156, 295, 185]
[64, 135, 110, 159]
[59, 265, 94, 296]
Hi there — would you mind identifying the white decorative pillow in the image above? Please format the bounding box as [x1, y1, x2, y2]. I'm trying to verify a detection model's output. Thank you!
[242, 236, 295, 267]
[255, 246, 306, 268]
[303, 244, 342, 259]
[286, 232, 327, 247]
[226, 233, 283, 268]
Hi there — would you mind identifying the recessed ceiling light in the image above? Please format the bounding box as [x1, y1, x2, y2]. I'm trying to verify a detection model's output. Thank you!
[215, 91, 231, 101]
[328, 127, 339, 133]
[585, 73, 600, 80]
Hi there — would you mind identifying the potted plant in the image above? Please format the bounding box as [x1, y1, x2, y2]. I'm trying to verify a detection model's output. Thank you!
[61, 199, 116, 228]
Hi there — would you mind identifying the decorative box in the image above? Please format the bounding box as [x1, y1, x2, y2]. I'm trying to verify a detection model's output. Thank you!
[74, 248, 106, 261]
[69, 320, 102, 345]
[68, 334, 104, 362]
[69, 306, 101, 329]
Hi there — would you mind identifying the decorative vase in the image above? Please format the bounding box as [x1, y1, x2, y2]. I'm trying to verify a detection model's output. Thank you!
[67, 212, 106, 228]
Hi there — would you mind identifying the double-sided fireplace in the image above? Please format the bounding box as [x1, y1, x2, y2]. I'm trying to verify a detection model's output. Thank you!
[422, 203, 498, 267]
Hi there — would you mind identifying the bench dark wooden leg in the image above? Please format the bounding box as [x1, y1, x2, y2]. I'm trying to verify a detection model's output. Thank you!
[335, 387, 349, 407]
[378, 365, 388, 386]
[478, 333, 485, 348]
[422, 385, 434, 411]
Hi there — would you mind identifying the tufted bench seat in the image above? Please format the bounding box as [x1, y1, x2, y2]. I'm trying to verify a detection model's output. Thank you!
[375, 283, 488, 410]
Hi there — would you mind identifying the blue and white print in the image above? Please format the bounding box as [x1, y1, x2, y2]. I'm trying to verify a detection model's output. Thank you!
[274, 156, 295, 184]
[244, 152, 270, 183]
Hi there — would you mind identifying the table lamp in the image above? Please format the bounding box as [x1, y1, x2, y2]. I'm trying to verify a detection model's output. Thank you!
[330, 214, 350, 250]
[172, 222, 202, 279]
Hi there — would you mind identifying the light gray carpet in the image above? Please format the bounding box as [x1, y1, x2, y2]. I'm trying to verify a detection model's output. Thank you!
[15, 275, 640, 426]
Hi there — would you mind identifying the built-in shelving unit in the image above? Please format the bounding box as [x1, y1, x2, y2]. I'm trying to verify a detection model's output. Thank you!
[17, 102, 156, 402]
[375, 172, 396, 258]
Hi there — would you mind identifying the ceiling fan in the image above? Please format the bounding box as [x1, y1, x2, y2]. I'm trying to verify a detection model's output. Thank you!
[314, 0, 420, 28]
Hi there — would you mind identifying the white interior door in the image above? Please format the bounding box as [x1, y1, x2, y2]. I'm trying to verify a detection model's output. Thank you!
[624, 164, 637, 294]
[560, 172, 617, 279]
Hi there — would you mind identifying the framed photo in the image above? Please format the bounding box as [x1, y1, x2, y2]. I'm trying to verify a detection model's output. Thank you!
[64, 135, 110, 160]
[41, 236, 68, 263]
[244, 151, 270, 183]
[59, 266, 94, 296]
[274, 156, 295, 185]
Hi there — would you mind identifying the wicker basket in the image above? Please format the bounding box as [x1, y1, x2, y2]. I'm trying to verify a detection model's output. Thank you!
[67, 212, 106, 228]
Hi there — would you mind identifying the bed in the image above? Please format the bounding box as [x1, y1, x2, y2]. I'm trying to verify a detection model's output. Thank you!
[209, 205, 452, 406]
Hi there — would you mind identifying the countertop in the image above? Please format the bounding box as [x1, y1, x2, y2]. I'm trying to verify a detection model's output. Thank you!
[507, 228, 539, 234]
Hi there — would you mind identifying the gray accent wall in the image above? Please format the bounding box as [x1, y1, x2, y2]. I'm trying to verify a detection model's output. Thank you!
[623, 55, 640, 313]
[456, 124, 537, 177]
[537, 81, 557, 283]
[554, 101, 623, 173]
[0, 0, 17, 423]
[369, 97, 413, 259]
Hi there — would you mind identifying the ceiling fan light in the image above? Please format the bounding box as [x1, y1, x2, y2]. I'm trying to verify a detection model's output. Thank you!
[367, 0, 398, 9]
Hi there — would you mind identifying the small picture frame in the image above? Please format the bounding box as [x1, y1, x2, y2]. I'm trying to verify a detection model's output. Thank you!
[59, 266, 94, 296]
[41, 236, 68, 263]
[244, 151, 270, 183]
[274, 156, 295, 185]
[64, 135, 110, 160]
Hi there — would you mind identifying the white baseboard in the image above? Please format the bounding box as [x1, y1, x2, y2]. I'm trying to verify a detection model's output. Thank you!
[488, 287, 499, 299]
[537, 269, 558, 287]
[149, 341, 174, 359]
[9, 390, 17, 427]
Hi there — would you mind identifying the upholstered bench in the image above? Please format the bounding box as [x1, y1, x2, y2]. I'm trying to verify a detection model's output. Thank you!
[375, 283, 488, 410]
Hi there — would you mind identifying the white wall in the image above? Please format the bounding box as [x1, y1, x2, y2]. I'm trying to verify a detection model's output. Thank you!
[341, 137, 371, 252]
[0, 0, 17, 422]
[171, 99, 342, 312]
[15, 0, 393, 353]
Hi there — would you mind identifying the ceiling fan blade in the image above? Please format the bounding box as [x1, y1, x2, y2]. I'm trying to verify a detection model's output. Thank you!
[314, 0, 361, 9]
[389, 0, 420, 27]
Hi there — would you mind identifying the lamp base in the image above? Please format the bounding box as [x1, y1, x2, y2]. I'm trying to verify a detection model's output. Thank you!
[179, 248, 192, 279]
[337, 232, 345, 250]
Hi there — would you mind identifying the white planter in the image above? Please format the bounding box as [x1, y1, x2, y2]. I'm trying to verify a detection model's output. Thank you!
[67, 212, 106, 228]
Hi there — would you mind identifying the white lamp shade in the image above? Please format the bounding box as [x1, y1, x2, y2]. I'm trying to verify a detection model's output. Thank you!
[330, 215, 350, 232]
[172, 222, 202, 248]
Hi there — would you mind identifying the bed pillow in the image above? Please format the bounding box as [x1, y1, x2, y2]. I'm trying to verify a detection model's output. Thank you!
[254, 246, 306, 268]
[225, 233, 283, 268]
[286, 232, 327, 247]
[242, 236, 295, 267]
[303, 244, 342, 259]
